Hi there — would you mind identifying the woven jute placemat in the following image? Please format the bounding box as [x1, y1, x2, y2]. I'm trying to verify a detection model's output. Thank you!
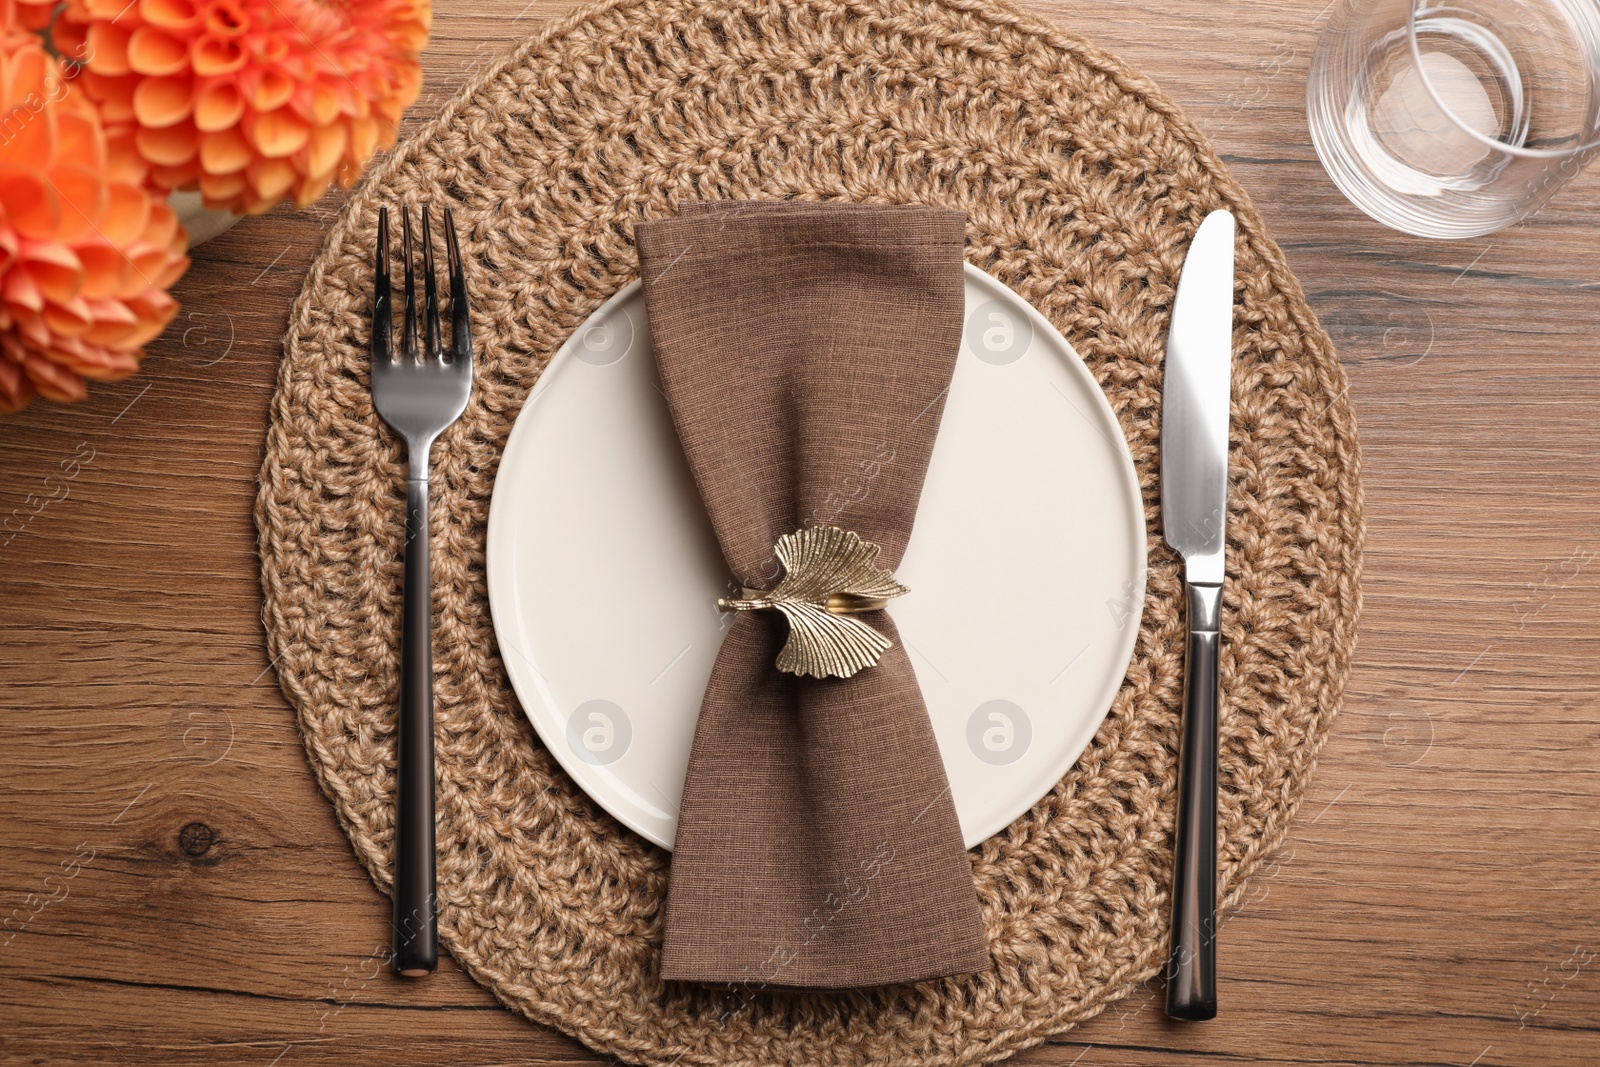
[256, 0, 1364, 1062]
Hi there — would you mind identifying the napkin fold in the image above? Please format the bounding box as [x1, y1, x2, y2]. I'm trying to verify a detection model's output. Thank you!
[635, 201, 988, 989]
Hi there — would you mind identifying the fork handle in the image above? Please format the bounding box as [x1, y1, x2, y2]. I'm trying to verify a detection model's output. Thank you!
[1166, 579, 1220, 1020]
[393, 474, 438, 976]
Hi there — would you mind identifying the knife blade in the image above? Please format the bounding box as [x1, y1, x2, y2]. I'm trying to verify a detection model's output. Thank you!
[1159, 208, 1235, 1022]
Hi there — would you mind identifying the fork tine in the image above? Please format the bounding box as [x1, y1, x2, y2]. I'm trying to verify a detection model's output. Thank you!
[401, 205, 418, 364]
[443, 207, 472, 368]
[420, 203, 442, 363]
[372, 206, 392, 365]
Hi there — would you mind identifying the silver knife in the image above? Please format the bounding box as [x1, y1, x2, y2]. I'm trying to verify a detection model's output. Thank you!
[1160, 208, 1235, 1021]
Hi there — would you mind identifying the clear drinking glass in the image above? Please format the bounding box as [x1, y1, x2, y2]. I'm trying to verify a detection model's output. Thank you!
[1308, 0, 1600, 238]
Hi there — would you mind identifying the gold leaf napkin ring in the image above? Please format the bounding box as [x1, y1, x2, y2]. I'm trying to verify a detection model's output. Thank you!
[716, 526, 909, 680]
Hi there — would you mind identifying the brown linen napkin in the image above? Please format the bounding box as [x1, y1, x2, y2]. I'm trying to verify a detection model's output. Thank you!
[634, 201, 989, 989]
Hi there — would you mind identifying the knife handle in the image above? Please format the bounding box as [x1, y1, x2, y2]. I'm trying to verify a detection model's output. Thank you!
[1166, 580, 1220, 1021]
[394, 475, 438, 976]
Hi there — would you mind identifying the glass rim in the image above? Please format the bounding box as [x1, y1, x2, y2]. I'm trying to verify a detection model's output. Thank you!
[1407, 0, 1600, 160]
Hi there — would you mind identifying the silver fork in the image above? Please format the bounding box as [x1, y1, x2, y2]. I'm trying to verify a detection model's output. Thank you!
[370, 203, 472, 977]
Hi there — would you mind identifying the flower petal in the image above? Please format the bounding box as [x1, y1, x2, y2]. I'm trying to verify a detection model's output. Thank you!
[308, 83, 339, 125]
[83, 0, 132, 21]
[247, 108, 309, 159]
[304, 122, 345, 180]
[85, 21, 133, 76]
[198, 169, 246, 203]
[77, 244, 132, 300]
[0, 85, 58, 171]
[140, 0, 199, 31]
[24, 350, 88, 402]
[83, 70, 139, 124]
[152, 242, 187, 287]
[149, 160, 202, 188]
[2, 263, 42, 310]
[119, 289, 178, 347]
[200, 126, 251, 173]
[0, 355, 37, 411]
[83, 301, 141, 347]
[348, 116, 378, 164]
[246, 67, 294, 112]
[194, 81, 243, 131]
[105, 130, 149, 186]
[247, 156, 295, 200]
[19, 242, 84, 305]
[46, 165, 108, 243]
[191, 33, 245, 76]
[253, 35, 288, 65]
[13, 0, 54, 31]
[44, 294, 95, 337]
[133, 72, 194, 128]
[140, 198, 180, 250]
[16, 312, 51, 348]
[294, 169, 333, 207]
[71, 342, 143, 379]
[127, 27, 190, 77]
[128, 245, 172, 288]
[55, 109, 107, 174]
[135, 120, 198, 166]
[202, 0, 249, 37]
[0, 165, 59, 240]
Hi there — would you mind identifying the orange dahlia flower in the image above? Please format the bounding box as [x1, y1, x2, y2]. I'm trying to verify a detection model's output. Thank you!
[56, 0, 430, 215]
[0, 28, 189, 412]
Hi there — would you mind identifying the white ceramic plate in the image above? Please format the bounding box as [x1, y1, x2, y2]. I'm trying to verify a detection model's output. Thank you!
[487, 266, 1146, 850]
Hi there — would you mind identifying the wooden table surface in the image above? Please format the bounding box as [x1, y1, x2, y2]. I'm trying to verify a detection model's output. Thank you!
[3, 1, 1598, 1064]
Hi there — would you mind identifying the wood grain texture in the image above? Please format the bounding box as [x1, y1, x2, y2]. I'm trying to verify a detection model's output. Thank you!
[2, 1, 1597, 1064]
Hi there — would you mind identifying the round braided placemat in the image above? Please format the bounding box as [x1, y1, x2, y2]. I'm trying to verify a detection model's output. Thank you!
[256, 0, 1364, 1062]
